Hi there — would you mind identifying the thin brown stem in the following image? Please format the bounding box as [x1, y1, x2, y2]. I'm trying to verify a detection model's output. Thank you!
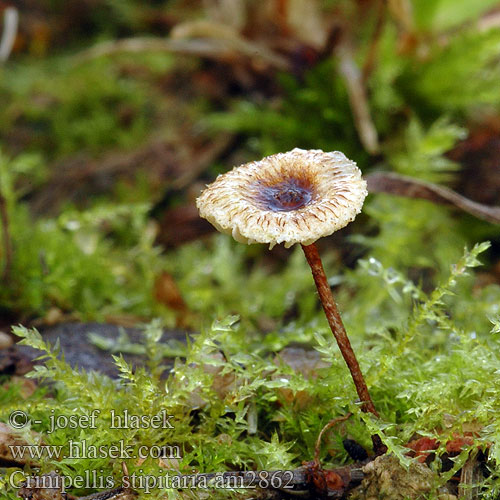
[302, 242, 386, 455]
[313, 413, 352, 467]
[337, 41, 379, 155]
[302, 242, 377, 416]
[361, 0, 386, 83]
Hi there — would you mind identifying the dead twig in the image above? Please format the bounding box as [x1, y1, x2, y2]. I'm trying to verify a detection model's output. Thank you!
[458, 450, 482, 500]
[0, 6, 18, 63]
[314, 413, 353, 466]
[171, 20, 290, 69]
[362, 0, 387, 82]
[73, 33, 290, 71]
[366, 171, 500, 224]
[73, 37, 238, 64]
[337, 41, 380, 155]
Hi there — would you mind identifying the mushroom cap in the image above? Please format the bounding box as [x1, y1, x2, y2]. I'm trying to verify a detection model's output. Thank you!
[196, 148, 367, 249]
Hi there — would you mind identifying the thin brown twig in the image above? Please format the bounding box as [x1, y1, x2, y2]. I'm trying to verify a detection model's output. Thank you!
[0, 6, 18, 63]
[458, 449, 481, 500]
[73, 35, 290, 70]
[366, 171, 500, 224]
[362, 0, 387, 82]
[337, 41, 379, 154]
[170, 19, 291, 69]
[314, 413, 353, 466]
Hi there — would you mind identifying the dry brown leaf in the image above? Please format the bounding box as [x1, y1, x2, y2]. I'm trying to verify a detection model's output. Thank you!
[153, 271, 193, 329]
[153, 271, 188, 314]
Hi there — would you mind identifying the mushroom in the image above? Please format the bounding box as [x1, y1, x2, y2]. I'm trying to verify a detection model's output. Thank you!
[197, 148, 378, 420]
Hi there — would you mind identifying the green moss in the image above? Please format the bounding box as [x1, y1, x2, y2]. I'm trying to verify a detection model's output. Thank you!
[2, 243, 500, 498]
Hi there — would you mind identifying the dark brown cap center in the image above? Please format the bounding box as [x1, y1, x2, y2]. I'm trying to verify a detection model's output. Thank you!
[256, 178, 313, 212]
